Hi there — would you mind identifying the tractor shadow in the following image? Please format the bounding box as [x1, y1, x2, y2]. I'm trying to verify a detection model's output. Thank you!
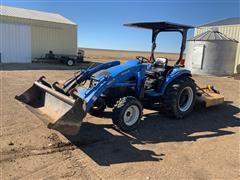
[131, 101, 240, 143]
[66, 123, 164, 166]
[65, 101, 240, 166]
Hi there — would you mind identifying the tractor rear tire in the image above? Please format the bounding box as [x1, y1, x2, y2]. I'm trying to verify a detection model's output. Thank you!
[163, 76, 196, 119]
[112, 96, 142, 132]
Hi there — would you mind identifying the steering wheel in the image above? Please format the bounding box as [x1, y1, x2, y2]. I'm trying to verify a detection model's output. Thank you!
[136, 56, 150, 63]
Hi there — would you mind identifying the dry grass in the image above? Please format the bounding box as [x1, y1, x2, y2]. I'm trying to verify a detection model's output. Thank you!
[82, 48, 183, 63]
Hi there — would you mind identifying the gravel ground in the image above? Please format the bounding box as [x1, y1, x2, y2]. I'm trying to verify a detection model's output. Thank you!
[0, 63, 239, 179]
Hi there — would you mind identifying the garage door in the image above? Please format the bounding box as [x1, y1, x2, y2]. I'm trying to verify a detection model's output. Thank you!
[0, 23, 31, 63]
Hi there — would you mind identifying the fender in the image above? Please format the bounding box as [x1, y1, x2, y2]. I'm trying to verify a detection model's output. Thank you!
[77, 62, 147, 111]
[158, 67, 191, 95]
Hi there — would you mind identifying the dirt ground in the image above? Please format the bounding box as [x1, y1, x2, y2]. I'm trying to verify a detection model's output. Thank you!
[0, 62, 239, 179]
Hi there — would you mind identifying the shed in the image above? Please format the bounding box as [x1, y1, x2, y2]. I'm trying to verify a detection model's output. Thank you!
[185, 30, 238, 75]
[0, 5, 77, 63]
[194, 17, 240, 73]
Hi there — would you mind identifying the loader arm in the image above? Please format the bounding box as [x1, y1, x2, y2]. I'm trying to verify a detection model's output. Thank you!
[58, 61, 120, 94]
[77, 60, 147, 111]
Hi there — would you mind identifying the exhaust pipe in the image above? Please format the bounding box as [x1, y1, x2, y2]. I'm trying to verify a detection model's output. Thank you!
[15, 78, 86, 135]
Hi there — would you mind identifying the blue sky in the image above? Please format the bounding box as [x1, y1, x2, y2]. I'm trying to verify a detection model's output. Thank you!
[1, 0, 239, 52]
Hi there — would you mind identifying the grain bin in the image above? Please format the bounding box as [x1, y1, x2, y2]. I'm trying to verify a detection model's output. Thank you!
[185, 30, 238, 75]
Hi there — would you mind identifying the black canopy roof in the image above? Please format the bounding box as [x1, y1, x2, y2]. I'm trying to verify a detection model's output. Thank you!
[124, 21, 194, 30]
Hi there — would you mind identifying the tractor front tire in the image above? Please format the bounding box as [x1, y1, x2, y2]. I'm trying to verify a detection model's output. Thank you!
[163, 76, 196, 119]
[112, 96, 142, 132]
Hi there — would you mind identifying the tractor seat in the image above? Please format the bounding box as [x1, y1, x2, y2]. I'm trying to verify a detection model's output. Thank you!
[145, 67, 165, 78]
[146, 57, 168, 78]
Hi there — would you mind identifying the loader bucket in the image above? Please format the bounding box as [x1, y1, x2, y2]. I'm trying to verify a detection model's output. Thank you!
[15, 80, 87, 135]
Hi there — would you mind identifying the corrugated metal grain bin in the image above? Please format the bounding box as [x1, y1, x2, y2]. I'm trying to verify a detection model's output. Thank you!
[185, 30, 238, 75]
[194, 17, 240, 73]
[0, 5, 77, 63]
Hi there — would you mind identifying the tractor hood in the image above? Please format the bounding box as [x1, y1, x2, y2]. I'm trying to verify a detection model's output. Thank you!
[93, 60, 141, 79]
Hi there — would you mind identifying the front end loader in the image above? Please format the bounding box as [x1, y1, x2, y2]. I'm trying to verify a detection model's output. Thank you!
[16, 21, 224, 135]
[15, 61, 120, 135]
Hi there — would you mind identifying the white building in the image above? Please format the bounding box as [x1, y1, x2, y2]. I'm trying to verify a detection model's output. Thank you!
[0, 5, 77, 63]
[194, 17, 240, 73]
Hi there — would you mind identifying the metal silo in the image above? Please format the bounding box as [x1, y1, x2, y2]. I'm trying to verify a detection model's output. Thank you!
[185, 30, 238, 75]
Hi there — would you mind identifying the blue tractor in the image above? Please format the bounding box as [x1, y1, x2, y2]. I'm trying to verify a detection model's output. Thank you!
[16, 22, 223, 135]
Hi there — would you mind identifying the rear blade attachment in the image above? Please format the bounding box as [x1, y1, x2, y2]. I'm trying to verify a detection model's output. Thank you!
[15, 77, 87, 135]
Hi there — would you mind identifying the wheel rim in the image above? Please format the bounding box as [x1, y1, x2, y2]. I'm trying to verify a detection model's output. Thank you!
[68, 60, 73, 66]
[178, 87, 194, 112]
[123, 105, 140, 126]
